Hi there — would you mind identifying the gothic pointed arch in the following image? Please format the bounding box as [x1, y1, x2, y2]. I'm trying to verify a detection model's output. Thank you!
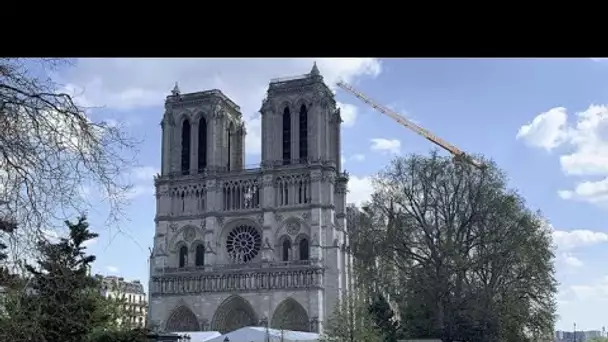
[299, 103, 308, 162]
[282, 106, 291, 165]
[198, 116, 207, 172]
[282, 238, 292, 261]
[299, 238, 309, 261]
[227, 121, 235, 170]
[166, 305, 199, 332]
[181, 119, 191, 175]
[271, 298, 309, 332]
[178, 245, 188, 268]
[195, 243, 205, 266]
[211, 295, 258, 334]
[294, 233, 310, 261]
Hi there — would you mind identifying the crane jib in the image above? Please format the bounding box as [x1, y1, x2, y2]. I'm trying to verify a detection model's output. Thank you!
[336, 80, 485, 170]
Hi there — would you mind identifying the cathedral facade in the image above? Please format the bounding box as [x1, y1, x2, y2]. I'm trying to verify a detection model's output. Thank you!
[147, 64, 352, 335]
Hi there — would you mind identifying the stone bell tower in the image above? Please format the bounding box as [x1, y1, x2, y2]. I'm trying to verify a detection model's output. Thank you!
[258, 62, 352, 323]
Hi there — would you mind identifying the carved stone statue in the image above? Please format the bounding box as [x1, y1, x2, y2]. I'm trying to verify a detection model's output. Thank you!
[206, 241, 215, 254]
[312, 234, 320, 246]
[263, 237, 273, 251]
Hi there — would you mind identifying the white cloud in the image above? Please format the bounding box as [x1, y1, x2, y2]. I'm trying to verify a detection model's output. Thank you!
[336, 102, 358, 127]
[570, 277, 608, 301]
[347, 176, 373, 207]
[59, 58, 382, 156]
[131, 166, 159, 182]
[559, 252, 584, 268]
[83, 237, 98, 247]
[370, 138, 401, 155]
[516, 107, 568, 150]
[550, 224, 608, 269]
[41, 228, 62, 243]
[557, 178, 608, 205]
[517, 105, 608, 206]
[40, 228, 96, 247]
[126, 185, 154, 200]
[591, 58, 608, 62]
[552, 229, 608, 251]
[106, 265, 119, 273]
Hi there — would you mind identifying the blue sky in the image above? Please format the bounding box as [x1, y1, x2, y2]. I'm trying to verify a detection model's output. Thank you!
[55, 58, 608, 332]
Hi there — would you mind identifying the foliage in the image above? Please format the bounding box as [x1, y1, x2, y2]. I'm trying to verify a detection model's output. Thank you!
[87, 327, 150, 342]
[0, 217, 18, 287]
[589, 338, 608, 342]
[348, 151, 558, 342]
[99, 275, 142, 330]
[321, 294, 385, 342]
[0, 58, 136, 258]
[0, 216, 138, 342]
[368, 293, 400, 342]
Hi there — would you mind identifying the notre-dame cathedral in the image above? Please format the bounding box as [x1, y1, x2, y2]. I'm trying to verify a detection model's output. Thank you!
[147, 63, 353, 335]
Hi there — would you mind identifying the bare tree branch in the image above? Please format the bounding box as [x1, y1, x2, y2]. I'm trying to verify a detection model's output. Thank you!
[0, 58, 138, 258]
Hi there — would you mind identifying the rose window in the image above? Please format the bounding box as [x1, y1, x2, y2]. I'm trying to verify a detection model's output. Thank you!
[226, 225, 261, 263]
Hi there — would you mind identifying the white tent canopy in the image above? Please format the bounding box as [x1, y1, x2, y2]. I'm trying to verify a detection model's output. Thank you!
[206, 326, 320, 342]
[173, 331, 222, 342]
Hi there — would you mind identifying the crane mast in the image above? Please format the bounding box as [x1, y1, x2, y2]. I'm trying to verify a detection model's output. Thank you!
[336, 81, 486, 170]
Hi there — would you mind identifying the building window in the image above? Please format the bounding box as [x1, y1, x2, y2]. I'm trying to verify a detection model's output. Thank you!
[282, 107, 291, 165]
[179, 246, 188, 268]
[198, 117, 207, 172]
[282, 239, 291, 261]
[195, 244, 205, 266]
[299, 238, 309, 261]
[299, 104, 308, 162]
[227, 122, 234, 171]
[181, 119, 191, 175]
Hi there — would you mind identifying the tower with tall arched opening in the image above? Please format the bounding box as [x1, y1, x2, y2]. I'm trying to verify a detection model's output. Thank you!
[148, 64, 352, 335]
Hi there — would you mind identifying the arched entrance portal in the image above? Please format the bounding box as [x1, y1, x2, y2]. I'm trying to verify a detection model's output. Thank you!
[270, 298, 310, 332]
[211, 295, 258, 334]
[166, 305, 199, 332]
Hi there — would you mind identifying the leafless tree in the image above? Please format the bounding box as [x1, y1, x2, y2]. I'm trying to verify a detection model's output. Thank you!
[0, 58, 137, 260]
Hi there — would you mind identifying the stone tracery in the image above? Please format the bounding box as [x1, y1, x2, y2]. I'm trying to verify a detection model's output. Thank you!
[211, 295, 258, 334]
[271, 298, 310, 332]
[226, 225, 261, 263]
[166, 305, 199, 332]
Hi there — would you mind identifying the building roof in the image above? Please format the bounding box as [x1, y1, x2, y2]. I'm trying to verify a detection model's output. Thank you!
[172, 331, 221, 342]
[206, 326, 319, 342]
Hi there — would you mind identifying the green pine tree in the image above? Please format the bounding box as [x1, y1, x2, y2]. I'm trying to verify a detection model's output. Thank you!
[23, 216, 109, 342]
[368, 293, 400, 342]
[0, 217, 18, 287]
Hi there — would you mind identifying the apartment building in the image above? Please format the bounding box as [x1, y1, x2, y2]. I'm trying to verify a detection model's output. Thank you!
[556, 330, 602, 342]
[98, 275, 148, 328]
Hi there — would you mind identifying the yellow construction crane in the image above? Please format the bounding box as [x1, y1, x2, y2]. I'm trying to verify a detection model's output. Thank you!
[336, 80, 486, 171]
